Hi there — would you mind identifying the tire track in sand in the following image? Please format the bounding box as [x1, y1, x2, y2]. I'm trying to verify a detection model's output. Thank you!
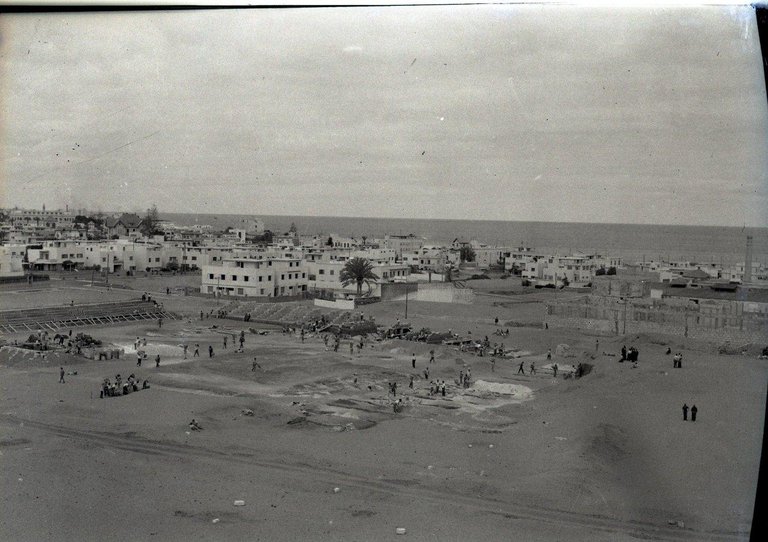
[0, 415, 746, 542]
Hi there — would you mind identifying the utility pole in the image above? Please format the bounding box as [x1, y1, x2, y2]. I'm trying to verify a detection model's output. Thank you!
[623, 297, 628, 335]
[404, 277, 409, 320]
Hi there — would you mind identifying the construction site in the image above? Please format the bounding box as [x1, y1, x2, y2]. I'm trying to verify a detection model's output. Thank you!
[0, 274, 765, 541]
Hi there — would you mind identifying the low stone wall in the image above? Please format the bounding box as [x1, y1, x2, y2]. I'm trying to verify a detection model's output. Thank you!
[546, 294, 768, 343]
[413, 283, 475, 304]
[314, 298, 356, 311]
[380, 282, 418, 301]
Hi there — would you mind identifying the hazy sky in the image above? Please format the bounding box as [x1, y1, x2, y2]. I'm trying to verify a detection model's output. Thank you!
[1, 5, 767, 226]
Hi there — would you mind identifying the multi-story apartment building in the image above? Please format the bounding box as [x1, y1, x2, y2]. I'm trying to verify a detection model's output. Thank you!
[200, 256, 307, 298]
[7, 207, 75, 230]
[380, 234, 424, 257]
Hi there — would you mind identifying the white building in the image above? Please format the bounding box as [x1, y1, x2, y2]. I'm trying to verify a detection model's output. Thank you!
[201, 256, 307, 298]
[0, 245, 25, 278]
[8, 207, 75, 231]
[381, 234, 424, 257]
[522, 253, 624, 287]
[306, 254, 410, 297]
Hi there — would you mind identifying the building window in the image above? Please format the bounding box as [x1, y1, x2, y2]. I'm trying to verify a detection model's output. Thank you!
[220, 274, 225, 280]
[244, 276, 249, 282]
[209, 274, 214, 280]
[281, 274, 285, 280]
[237, 288, 244, 295]
[330, 269, 334, 275]
[232, 275, 237, 281]
[268, 275, 271, 281]
[319, 269, 325, 275]
[302, 272, 305, 278]
[258, 276, 262, 282]
[260, 288, 264, 295]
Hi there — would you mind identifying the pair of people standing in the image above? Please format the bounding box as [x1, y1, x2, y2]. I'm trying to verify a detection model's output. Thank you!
[682, 403, 698, 421]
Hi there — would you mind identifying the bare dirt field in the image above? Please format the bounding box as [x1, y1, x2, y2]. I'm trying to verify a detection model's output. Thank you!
[0, 284, 764, 541]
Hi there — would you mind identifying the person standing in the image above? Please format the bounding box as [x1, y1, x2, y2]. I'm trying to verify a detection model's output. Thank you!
[137, 352, 142, 367]
[59, 367, 65, 383]
[429, 350, 435, 364]
[412, 354, 416, 369]
[223, 336, 228, 349]
[547, 349, 552, 361]
[682, 403, 689, 421]
[208, 345, 214, 358]
[183, 344, 188, 359]
[155, 354, 161, 368]
[409, 376, 414, 389]
[517, 361, 525, 375]
[691, 405, 697, 422]
[530, 361, 536, 375]
[491, 357, 495, 372]
[552, 363, 558, 378]
[621, 345, 627, 361]
[193, 344, 200, 357]
[595, 338, 599, 353]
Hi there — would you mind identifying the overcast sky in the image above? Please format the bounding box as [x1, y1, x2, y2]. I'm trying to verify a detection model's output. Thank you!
[1, 5, 767, 226]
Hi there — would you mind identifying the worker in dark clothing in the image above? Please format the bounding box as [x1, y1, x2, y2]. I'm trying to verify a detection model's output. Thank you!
[682, 403, 689, 421]
[691, 405, 697, 422]
[517, 361, 525, 375]
[621, 345, 627, 361]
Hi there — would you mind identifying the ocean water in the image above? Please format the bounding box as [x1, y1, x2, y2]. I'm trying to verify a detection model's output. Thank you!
[162, 213, 768, 265]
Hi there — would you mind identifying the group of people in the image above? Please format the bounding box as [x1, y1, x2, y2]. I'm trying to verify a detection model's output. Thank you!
[620, 345, 639, 362]
[134, 337, 161, 367]
[672, 352, 684, 368]
[429, 379, 447, 396]
[457, 368, 472, 388]
[493, 328, 511, 337]
[682, 403, 698, 421]
[101, 373, 149, 398]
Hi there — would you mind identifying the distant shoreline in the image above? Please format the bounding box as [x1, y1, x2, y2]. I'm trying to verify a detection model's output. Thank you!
[159, 212, 768, 264]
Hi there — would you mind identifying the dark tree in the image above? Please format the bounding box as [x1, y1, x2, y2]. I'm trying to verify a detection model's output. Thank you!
[141, 205, 161, 236]
[460, 246, 476, 263]
[340, 257, 379, 297]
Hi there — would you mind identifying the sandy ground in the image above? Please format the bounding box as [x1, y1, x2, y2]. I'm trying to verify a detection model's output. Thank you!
[0, 283, 765, 541]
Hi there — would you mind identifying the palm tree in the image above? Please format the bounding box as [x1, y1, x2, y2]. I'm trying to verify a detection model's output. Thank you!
[340, 257, 379, 297]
